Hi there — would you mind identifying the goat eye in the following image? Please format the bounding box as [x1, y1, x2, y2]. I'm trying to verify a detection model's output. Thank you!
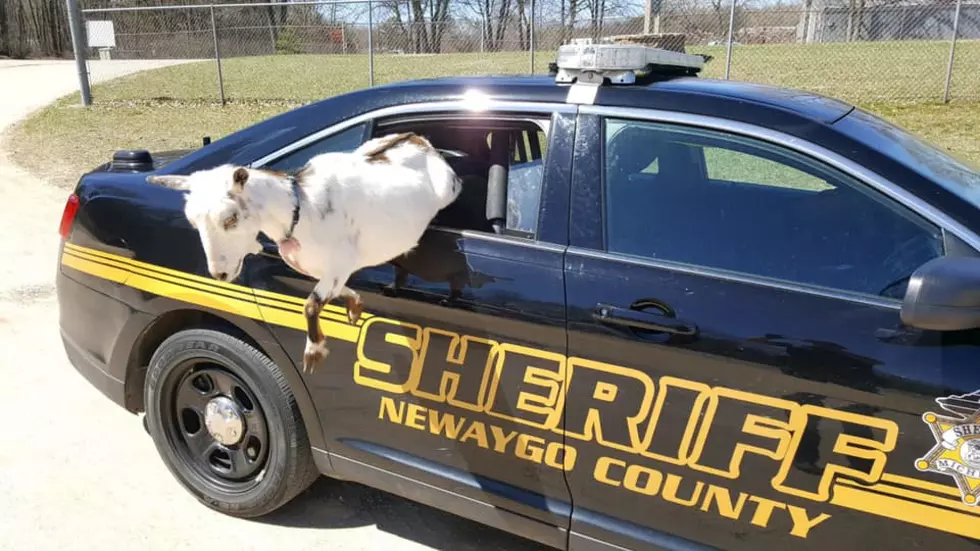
[223, 213, 239, 230]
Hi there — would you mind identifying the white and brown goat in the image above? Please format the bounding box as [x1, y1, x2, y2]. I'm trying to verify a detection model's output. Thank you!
[147, 133, 462, 374]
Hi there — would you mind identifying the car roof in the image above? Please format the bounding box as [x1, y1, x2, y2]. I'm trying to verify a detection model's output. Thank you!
[366, 73, 856, 125]
[168, 71, 855, 174]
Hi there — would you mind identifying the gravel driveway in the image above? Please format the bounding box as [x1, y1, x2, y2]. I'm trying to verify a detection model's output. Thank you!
[0, 60, 549, 551]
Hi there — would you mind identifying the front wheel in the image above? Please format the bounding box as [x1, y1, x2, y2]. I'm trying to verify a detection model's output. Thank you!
[143, 328, 319, 518]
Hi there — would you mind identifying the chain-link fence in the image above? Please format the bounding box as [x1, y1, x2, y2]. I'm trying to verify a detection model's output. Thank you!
[72, 0, 978, 106]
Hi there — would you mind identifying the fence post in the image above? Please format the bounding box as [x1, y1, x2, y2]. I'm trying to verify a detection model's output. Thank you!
[724, 0, 736, 79]
[529, 0, 535, 73]
[644, 0, 661, 34]
[210, 6, 226, 105]
[943, 0, 962, 103]
[368, 0, 375, 86]
[66, 0, 92, 106]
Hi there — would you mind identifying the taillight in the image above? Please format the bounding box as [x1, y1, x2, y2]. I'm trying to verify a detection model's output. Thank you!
[59, 193, 80, 239]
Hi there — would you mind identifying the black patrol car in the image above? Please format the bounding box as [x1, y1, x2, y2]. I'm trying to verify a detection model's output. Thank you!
[57, 41, 980, 551]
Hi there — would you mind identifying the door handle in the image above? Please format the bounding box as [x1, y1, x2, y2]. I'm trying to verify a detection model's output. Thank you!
[593, 303, 699, 336]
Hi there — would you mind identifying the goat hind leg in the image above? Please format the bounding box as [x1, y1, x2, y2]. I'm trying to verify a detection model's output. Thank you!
[339, 285, 364, 324]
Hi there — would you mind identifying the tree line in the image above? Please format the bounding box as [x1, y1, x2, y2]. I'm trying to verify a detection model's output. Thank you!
[1, 0, 72, 58]
[0, 0, 643, 58]
[1, 0, 929, 59]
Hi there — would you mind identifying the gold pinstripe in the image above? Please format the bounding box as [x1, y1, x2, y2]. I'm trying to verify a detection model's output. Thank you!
[61, 242, 357, 341]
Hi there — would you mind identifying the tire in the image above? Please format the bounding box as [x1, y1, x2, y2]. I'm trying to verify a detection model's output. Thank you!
[143, 328, 319, 518]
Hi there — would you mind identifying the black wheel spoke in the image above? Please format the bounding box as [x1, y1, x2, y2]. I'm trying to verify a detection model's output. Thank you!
[175, 372, 216, 415]
[185, 426, 218, 460]
[242, 410, 266, 438]
[209, 371, 238, 398]
[226, 446, 256, 479]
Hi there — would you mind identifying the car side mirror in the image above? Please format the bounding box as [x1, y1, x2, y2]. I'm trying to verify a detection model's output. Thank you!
[901, 256, 980, 331]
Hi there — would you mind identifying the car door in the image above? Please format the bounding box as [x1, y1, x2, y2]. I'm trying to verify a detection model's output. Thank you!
[242, 102, 579, 547]
[561, 107, 980, 551]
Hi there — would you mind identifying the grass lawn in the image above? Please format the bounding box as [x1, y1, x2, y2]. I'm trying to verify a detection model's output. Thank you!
[5, 42, 979, 188]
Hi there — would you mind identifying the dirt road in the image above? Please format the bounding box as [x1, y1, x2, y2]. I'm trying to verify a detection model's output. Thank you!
[0, 61, 548, 551]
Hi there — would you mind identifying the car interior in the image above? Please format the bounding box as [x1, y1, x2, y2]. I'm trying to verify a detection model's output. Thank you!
[604, 123, 944, 297]
[370, 116, 548, 239]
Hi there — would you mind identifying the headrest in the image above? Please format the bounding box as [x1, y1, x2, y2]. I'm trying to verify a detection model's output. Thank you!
[607, 126, 663, 177]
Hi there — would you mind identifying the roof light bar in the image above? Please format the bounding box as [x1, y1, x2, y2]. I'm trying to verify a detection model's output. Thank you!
[553, 37, 706, 85]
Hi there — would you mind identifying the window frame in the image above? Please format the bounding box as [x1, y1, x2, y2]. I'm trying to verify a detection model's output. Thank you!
[572, 105, 980, 309]
[262, 121, 371, 173]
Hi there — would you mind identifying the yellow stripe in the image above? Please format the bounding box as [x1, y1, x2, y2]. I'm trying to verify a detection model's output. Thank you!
[61, 243, 359, 343]
[258, 303, 361, 342]
[63, 246, 262, 320]
[66, 241, 256, 295]
[837, 479, 980, 516]
[832, 482, 980, 539]
[64, 241, 135, 262]
[133, 271, 263, 321]
[61, 252, 130, 285]
[252, 283, 367, 319]
[66, 242, 358, 320]
[252, 286, 306, 305]
[254, 294, 363, 327]
[880, 473, 963, 498]
[253, 292, 373, 326]
[64, 248, 257, 303]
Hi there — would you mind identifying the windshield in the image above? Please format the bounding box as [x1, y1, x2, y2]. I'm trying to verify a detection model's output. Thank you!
[834, 107, 980, 209]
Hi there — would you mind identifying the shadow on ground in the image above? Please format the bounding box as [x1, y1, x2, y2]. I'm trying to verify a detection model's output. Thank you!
[258, 477, 555, 550]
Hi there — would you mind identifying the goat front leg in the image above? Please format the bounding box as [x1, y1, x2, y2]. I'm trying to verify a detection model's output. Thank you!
[302, 276, 347, 375]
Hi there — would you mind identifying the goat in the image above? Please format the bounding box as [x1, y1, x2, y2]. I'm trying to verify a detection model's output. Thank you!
[147, 132, 463, 374]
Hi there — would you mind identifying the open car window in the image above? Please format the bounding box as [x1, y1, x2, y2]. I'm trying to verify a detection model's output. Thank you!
[370, 115, 552, 241]
[254, 113, 553, 242]
[505, 128, 548, 236]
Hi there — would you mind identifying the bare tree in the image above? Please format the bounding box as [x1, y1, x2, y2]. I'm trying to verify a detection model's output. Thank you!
[457, 0, 514, 51]
[264, 0, 288, 49]
[0, 0, 72, 58]
[586, 0, 606, 38]
[846, 0, 866, 40]
[0, 0, 11, 57]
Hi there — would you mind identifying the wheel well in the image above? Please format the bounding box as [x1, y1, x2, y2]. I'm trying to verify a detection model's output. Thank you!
[124, 309, 266, 413]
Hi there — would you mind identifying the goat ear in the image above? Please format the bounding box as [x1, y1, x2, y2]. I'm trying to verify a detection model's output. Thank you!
[231, 167, 249, 194]
[146, 174, 190, 190]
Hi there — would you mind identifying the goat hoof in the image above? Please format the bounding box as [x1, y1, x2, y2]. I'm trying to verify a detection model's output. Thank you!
[381, 284, 397, 298]
[303, 340, 329, 374]
[345, 296, 364, 324]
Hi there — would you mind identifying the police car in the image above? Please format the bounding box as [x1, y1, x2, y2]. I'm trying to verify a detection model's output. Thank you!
[56, 38, 980, 551]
